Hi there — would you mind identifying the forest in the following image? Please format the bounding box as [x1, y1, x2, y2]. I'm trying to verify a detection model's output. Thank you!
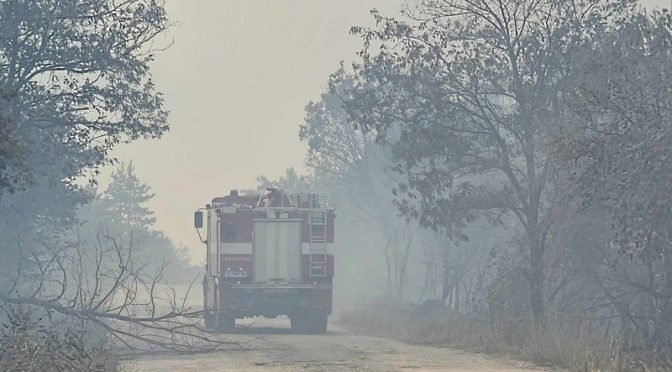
[1, 0, 672, 371]
[262, 0, 672, 368]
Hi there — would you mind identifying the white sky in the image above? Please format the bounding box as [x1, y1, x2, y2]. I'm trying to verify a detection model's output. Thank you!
[104, 1, 402, 263]
[103, 0, 669, 264]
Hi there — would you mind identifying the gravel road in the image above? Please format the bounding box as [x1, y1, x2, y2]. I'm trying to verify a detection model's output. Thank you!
[128, 317, 556, 372]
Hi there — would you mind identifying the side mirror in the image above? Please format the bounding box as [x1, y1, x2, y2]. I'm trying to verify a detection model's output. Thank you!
[194, 211, 203, 228]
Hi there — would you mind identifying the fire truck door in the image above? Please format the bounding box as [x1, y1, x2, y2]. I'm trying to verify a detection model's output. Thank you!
[252, 220, 301, 283]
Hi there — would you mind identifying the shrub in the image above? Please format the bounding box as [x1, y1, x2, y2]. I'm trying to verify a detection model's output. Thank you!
[0, 304, 119, 372]
[337, 298, 672, 371]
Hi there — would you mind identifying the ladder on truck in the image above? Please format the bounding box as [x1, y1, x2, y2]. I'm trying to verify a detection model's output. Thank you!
[308, 211, 327, 277]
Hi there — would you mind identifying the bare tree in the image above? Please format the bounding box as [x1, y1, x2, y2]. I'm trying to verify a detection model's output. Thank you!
[0, 229, 238, 353]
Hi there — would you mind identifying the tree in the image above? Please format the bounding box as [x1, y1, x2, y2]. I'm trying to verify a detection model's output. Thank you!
[552, 9, 672, 347]
[0, 0, 214, 357]
[256, 168, 312, 193]
[0, 0, 168, 192]
[0, 0, 170, 285]
[77, 163, 200, 285]
[103, 161, 156, 233]
[0, 89, 27, 194]
[338, 0, 635, 324]
[301, 69, 425, 300]
[0, 0, 169, 233]
[0, 229, 234, 352]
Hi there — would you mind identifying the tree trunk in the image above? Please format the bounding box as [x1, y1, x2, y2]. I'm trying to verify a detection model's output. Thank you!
[528, 230, 545, 326]
[524, 144, 545, 326]
[396, 231, 412, 301]
[418, 261, 430, 302]
[453, 278, 460, 312]
[384, 237, 393, 297]
[441, 265, 452, 304]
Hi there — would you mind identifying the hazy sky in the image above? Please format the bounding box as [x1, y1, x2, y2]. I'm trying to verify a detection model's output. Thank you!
[103, 0, 669, 264]
[103, 1, 401, 263]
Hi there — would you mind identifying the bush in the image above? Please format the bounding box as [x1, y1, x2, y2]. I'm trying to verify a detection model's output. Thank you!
[338, 298, 413, 339]
[337, 298, 672, 371]
[0, 305, 119, 372]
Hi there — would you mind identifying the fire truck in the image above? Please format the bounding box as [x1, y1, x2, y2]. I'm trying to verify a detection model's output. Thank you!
[194, 189, 335, 333]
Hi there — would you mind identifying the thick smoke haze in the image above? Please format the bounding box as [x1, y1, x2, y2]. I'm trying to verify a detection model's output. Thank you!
[103, 0, 670, 265]
[4, 0, 672, 370]
[102, 0, 401, 263]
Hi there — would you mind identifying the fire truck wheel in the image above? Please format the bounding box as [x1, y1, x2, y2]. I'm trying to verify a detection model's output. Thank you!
[289, 315, 305, 333]
[311, 312, 328, 334]
[291, 311, 327, 334]
[216, 313, 235, 332]
[204, 311, 216, 330]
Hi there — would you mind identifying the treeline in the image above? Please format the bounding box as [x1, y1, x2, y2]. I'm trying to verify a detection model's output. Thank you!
[0, 1, 222, 369]
[258, 0, 672, 369]
[79, 161, 201, 284]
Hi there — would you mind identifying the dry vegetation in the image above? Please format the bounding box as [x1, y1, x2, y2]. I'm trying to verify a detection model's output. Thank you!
[0, 305, 119, 372]
[338, 299, 672, 372]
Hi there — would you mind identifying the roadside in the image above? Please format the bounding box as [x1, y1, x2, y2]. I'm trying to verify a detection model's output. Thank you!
[336, 299, 621, 372]
[128, 317, 554, 371]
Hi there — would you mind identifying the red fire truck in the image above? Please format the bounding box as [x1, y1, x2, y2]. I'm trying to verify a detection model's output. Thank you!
[194, 189, 335, 333]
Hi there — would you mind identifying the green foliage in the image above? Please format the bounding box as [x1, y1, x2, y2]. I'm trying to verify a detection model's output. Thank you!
[0, 0, 169, 192]
[303, 0, 672, 362]
[0, 0, 209, 361]
[485, 254, 530, 338]
[549, 9, 672, 349]
[300, 69, 434, 300]
[0, 0, 170, 291]
[77, 162, 198, 284]
[103, 161, 156, 233]
[0, 90, 27, 194]
[335, 0, 640, 323]
[331, 0, 672, 357]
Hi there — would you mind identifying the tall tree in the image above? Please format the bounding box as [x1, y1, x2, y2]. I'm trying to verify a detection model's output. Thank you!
[553, 9, 672, 346]
[301, 69, 420, 300]
[0, 89, 26, 194]
[0, 0, 169, 279]
[103, 161, 156, 233]
[0, 0, 169, 215]
[0, 0, 169, 159]
[0, 0, 220, 354]
[339, 0, 635, 323]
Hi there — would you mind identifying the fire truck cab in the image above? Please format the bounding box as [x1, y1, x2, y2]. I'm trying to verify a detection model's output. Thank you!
[194, 189, 335, 334]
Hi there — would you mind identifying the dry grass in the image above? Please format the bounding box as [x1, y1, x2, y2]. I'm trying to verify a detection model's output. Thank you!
[0, 305, 119, 372]
[337, 298, 672, 372]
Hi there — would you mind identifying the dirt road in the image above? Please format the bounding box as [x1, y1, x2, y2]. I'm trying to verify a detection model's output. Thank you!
[129, 317, 554, 372]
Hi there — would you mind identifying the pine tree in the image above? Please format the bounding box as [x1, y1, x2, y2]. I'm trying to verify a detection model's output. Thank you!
[103, 161, 156, 233]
